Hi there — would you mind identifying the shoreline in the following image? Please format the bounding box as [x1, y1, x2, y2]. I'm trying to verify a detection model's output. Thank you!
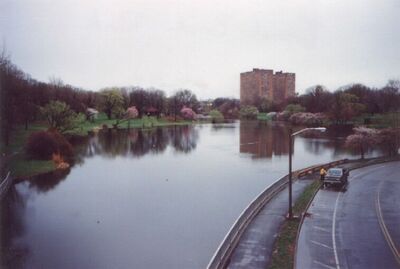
[5, 117, 203, 180]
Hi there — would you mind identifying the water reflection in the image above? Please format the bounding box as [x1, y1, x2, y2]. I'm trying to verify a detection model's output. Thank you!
[303, 138, 347, 157]
[75, 126, 199, 160]
[240, 121, 290, 158]
[2, 123, 379, 269]
[0, 187, 28, 269]
[169, 126, 199, 153]
[239, 121, 377, 159]
[30, 169, 70, 192]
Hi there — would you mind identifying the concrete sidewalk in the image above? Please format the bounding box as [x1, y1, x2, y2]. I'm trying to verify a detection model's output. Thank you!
[227, 174, 316, 269]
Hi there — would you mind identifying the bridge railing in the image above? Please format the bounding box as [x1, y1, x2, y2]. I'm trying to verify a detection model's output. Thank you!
[0, 171, 12, 201]
[207, 159, 348, 269]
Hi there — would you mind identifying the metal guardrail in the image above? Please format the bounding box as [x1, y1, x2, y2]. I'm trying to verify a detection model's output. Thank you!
[296, 159, 348, 178]
[207, 159, 349, 269]
[0, 171, 12, 200]
[207, 174, 289, 269]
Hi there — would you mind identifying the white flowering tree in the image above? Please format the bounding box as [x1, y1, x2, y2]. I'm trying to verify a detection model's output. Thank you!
[345, 127, 379, 159]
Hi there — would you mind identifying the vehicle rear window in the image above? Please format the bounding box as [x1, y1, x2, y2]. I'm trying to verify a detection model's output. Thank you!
[327, 168, 343, 177]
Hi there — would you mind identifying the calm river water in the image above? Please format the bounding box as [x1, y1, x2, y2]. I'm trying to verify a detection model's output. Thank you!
[1, 121, 376, 269]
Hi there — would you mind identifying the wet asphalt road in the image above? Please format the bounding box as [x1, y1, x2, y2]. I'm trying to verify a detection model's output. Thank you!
[227, 178, 314, 269]
[296, 161, 400, 269]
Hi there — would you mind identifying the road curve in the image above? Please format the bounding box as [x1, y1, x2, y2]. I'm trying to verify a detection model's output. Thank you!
[296, 161, 400, 269]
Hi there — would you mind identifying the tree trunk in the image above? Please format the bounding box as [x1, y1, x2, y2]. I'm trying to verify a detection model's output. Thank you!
[3, 129, 9, 146]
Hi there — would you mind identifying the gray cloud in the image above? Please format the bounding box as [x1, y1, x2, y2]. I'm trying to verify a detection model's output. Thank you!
[1, 0, 399, 99]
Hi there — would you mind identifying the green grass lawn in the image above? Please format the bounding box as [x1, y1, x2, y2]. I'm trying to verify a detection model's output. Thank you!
[1, 123, 47, 155]
[257, 112, 271, 121]
[9, 153, 55, 178]
[68, 113, 193, 136]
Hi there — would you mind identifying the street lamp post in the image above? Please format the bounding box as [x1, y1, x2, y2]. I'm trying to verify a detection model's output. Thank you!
[288, 127, 326, 219]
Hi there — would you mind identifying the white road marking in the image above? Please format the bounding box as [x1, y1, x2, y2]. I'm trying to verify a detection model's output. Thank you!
[314, 260, 337, 269]
[313, 225, 330, 233]
[310, 240, 333, 249]
[375, 180, 400, 266]
[350, 164, 388, 181]
[332, 192, 341, 269]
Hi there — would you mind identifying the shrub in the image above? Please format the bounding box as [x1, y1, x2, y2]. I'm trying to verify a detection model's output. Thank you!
[289, 112, 327, 126]
[209, 109, 224, 123]
[240, 106, 259, 119]
[276, 111, 291, 121]
[41, 100, 80, 133]
[25, 130, 73, 161]
[284, 104, 306, 115]
[26, 131, 59, 160]
[50, 130, 74, 161]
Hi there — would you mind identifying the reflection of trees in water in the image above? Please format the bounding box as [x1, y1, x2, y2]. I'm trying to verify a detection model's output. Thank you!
[303, 138, 348, 157]
[211, 123, 236, 131]
[302, 125, 373, 158]
[240, 121, 290, 159]
[99, 129, 131, 157]
[240, 121, 368, 159]
[28, 169, 70, 193]
[0, 187, 29, 269]
[129, 128, 169, 157]
[74, 126, 199, 160]
[303, 138, 378, 158]
[169, 126, 199, 153]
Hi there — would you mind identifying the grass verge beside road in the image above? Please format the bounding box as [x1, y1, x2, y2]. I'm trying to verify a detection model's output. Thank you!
[268, 180, 321, 269]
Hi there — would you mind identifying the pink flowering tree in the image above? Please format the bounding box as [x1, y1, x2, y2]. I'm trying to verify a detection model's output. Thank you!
[124, 106, 139, 129]
[180, 106, 196, 120]
[126, 106, 139, 119]
[345, 127, 379, 159]
[112, 106, 139, 128]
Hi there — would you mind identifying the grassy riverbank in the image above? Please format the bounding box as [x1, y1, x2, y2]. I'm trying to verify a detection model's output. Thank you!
[1, 123, 55, 179]
[2, 114, 195, 178]
[70, 114, 195, 136]
[268, 180, 321, 269]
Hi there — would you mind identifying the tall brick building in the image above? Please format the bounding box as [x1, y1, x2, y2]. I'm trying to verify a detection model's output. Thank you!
[240, 68, 295, 106]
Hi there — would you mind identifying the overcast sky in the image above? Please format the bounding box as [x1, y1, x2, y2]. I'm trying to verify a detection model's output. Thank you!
[1, 0, 399, 99]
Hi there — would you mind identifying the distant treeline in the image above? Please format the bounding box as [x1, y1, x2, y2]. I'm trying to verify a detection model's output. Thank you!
[286, 83, 400, 122]
[1, 50, 399, 144]
[0, 52, 206, 145]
